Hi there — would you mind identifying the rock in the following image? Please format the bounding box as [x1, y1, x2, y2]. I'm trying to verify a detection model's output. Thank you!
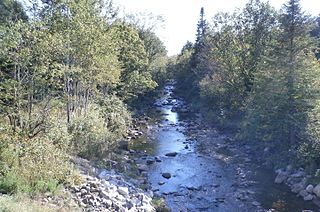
[291, 181, 306, 193]
[71, 157, 156, 211]
[158, 181, 165, 185]
[155, 156, 162, 162]
[291, 171, 305, 178]
[102, 198, 112, 207]
[244, 158, 251, 163]
[165, 152, 178, 157]
[252, 201, 261, 207]
[275, 170, 288, 184]
[303, 194, 314, 201]
[146, 159, 155, 165]
[298, 189, 308, 197]
[97, 169, 109, 179]
[286, 165, 293, 173]
[80, 188, 88, 196]
[88, 199, 95, 206]
[141, 171, 148, 177]
[187, 185, 202, 191]
[162, 172, 171, 179]
[306, 184, 314, 193]
[100, 190, 109, 199]
[118, 139, 129, 150]
[215, 197, 225, 203]
[126, 200, 134, 209]
[313, 184, 320, 198]
[137, 164, 148, 172]
[129, 149, 136, 154]
[118, 186, 129, 197]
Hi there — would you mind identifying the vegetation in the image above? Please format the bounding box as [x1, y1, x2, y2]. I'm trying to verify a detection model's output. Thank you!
[171, 0, 320, 172]
[1, 0, 319, 208]
[0, 0, 167, 197]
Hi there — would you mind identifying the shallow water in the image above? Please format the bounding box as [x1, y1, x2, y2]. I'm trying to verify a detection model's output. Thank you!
[131, 82, 319, 212]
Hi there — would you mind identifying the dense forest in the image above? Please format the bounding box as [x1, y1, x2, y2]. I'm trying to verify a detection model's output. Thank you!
[0, 0, 167, 196]
[1, 0, 320, 210]
[170, 0, 320, 171]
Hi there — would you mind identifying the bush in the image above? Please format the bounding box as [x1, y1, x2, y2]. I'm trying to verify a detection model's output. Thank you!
[45, 108, 71, 151]
[0, 130, 73, 195]
[69, 98, 131, 159]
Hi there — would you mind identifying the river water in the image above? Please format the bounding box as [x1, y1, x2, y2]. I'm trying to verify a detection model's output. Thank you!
[132, 82, 319, 212]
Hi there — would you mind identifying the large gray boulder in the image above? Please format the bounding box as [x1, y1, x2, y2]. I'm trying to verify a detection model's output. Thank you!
[275, 170, 288, 184]
[313, 184, 320, 198]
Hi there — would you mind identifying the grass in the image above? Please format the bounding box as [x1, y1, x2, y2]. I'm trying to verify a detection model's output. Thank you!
[0, 191, 80, 212]
[0, 195, 57, 212]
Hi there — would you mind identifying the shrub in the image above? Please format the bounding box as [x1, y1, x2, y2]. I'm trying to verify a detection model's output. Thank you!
[69, 98, 131, 159]
[0, 129, 73, 195]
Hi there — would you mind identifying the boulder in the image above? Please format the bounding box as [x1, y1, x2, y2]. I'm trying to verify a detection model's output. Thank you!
[303, 194, 314, 201]
[291, 181, 306, 193]
[306, 184, 314, 193]
[290, 170, 305, 178]
[165, 152, 178, 157]
[137, 164, 148, 172]
[275, 170, 288, 184]
[162, 172, 171, 179]
[146, 159, 155, 165]
[117, 186, 129, 197]
[298, 189, 308, 197]
[313, 184, 320, 198]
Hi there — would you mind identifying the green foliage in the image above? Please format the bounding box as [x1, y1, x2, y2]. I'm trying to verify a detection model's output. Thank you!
[69, 98, 131, 159]
[0, 0, 167, 199]
[0, 130, 72, 195]
[0, 0, 28, 25]
[98, 95, 132, 138]
[174, 0, 320, 169]
[110, 22, 158, 99]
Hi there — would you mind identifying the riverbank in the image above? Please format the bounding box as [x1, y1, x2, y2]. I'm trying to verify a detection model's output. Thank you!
[126, 81, 265, 211]
[124, 80, 318, 211]
[171, 83, 320, 211]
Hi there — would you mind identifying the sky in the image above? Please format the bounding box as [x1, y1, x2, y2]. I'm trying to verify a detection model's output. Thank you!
[113, 0, 320, 56]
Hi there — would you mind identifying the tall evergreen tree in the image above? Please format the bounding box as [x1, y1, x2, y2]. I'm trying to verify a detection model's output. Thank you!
[194, 7, 207, 54]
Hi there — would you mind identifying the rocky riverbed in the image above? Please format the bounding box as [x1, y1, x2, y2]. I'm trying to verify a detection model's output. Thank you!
[66, 81, 320, 211]
[128, 81, 320, 212]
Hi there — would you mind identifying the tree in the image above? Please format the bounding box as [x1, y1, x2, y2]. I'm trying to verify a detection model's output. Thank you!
[194, 7, 207, 54]
[190, 7, 208, 71]
[197, 1, 275, 115]
[0, 0, 28, 25]
[310, 15, 320, 59]
[110, 21, 157, 100]
[241, 0, 320, 164]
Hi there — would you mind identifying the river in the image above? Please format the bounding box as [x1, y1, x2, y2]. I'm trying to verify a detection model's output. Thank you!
[131, 81, 319, 212]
